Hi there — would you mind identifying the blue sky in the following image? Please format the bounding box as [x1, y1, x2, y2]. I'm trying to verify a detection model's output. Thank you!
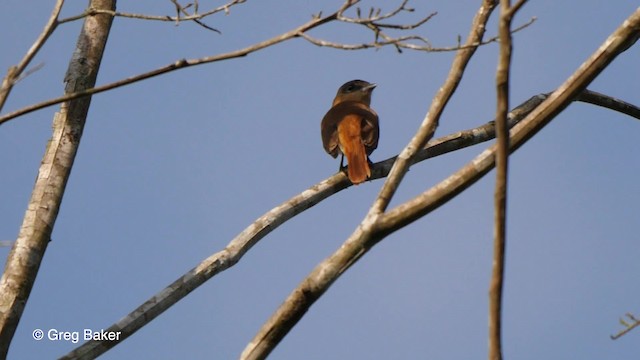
[1, 1, 639, 359]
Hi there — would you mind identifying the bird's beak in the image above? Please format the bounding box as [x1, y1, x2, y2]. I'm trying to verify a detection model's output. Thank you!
[362, 83, 377, 92]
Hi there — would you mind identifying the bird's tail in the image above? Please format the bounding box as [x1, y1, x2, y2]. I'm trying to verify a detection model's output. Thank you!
[338, 115, 370, 185]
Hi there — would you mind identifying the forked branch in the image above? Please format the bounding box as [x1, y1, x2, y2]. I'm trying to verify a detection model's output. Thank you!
[60, 88, 639, 360]
[611, 312, 640, 340]
[58, 0, 246, 31]
[0, 0, 530, 126]
[0, 0, 64, 112]
[242, 7, 640, 360]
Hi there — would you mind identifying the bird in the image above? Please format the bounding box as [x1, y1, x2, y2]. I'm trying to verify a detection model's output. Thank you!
[321, 80, 379, 185]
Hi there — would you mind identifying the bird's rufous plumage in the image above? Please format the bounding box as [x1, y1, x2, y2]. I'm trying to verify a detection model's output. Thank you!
[321, 80, 379, 184]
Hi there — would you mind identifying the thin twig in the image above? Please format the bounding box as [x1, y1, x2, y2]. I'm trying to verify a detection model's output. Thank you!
[431, 17, 536, 52]
[298, 32, 431, 51]
[0, 0, 64, 112]
[57, 0, 246, 25]
[169, 0, 221, 33]
[0, 4, 341, 126]
[302, 15, 534, 53]
[0, 0, 449, 126]
[339, 0, 412, 24]
[0, 3, 535, 126]
[611, 313, 640, 340]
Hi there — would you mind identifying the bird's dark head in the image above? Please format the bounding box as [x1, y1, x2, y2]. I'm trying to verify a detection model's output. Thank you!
[333, 79, 377, 106]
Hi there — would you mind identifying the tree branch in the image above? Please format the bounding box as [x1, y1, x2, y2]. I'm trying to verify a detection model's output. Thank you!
[489, 0, 527, 358]
[241, 2, 499, 359]
[0, 0, 440, 126]
[299, 14, 535, 53]
[611, 312, 640, 340]
[243, 7, 640, 360]
[59, 88, 639, 360]
[0, 1, 116, 357]
[379, 7, 640, 234]
[169, 0, 222, 33]
[0, 0, 64, 112]
[58, 0, 246, 27]
[576, 90, 640, 118]
[372, 0, 499, 215]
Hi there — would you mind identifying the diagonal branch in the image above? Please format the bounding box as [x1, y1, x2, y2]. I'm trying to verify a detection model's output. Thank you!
[244, 7, 640, 360]
[371, 0, 499, 215]
[0, 0, 439, 126]
[0, 7, 338, 126]
[241, 2, 499, 359]
[379, 7, 640, 234]
[0, 0, 64, 112]
[59, 88, 639, 360]
[611, 312, 640, 340]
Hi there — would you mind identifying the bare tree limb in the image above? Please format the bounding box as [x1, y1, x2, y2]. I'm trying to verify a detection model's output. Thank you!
[371, 0, 499, 215]
[0, 0, 64, 112]
[0, 1, 636, 358]
[611, 312, 640, 340]
[169, 0, 221, 33]
[298, 31, 433, 51]
[241, 2, 500, 359]
[57, 0, 246, 26]
[242, 7, 640, 360]
[0, 0, 438, 126]
[0, 1, 115, 357]
[379, 7, 640, 233]
[576, 90, 640, 118]
[61, 95, 539, 360]
[59, 88, 639, 360]
[301, 14, 535, 53]
[489, 0, 527, 359]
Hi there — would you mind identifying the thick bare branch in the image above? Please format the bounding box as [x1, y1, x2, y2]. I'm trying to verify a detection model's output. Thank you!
[0, 1, 116, 357]
[243, 7, 640, 360]
[241, 2, 499, 359]
[0, 0, 64, 112]
[379, 8, 640, 233]
[59, 88, 639, 360]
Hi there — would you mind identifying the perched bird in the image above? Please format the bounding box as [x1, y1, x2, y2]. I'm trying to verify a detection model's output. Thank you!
[321, 80, 379, 185]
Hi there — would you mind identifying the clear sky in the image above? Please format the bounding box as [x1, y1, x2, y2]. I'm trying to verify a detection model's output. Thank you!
[1, 1, 639, 359]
